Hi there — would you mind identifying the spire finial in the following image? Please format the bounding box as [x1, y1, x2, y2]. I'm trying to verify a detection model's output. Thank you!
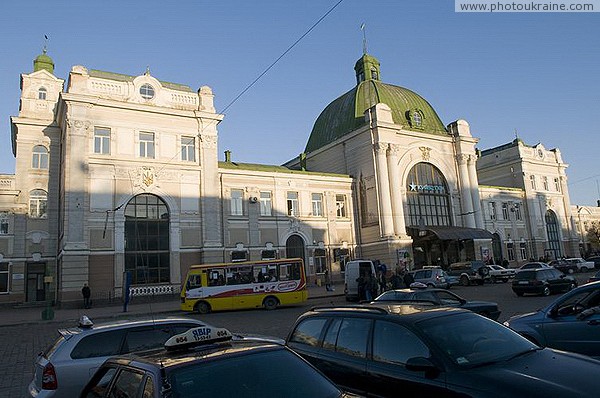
[514, 128, 519, 140]
[43, 34, 48, 54]
[145, 65, 151, 76]
[360, 23, 367, 54]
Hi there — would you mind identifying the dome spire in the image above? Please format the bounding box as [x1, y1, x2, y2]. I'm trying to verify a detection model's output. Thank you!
[33, 35, 55, 74]
[360, 23, 368, 55]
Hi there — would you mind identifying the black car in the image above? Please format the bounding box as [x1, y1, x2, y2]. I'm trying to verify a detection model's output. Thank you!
[373, 288, 501, 320]
[504, 281, 600, 358]
[285, 304, 600, 397]
[586, 256, 600, 269]
[587, 270, 600, 284]
[80, 326, 356, 398]
[512, 267, 577, 296]
[548, 259, 578, 274]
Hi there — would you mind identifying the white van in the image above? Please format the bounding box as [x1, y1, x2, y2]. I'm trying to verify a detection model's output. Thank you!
[344, 260, 377, 301]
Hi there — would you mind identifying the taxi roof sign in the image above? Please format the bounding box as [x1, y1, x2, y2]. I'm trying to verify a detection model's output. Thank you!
[78, 315, 94, 329]
[165, 326, 232, 351]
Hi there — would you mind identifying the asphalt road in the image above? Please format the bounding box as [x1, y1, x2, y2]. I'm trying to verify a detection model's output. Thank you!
[1, 271, 594, 397]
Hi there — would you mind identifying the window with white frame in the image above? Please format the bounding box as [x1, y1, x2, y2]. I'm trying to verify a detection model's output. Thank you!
[0, 263, 8, 293]
[139, 132, 155, 158]
[38, 87, 47, 100]
[230, 189, 244, 216]
[32, 145, 49, 169]
[507, 242, 515, 261]
[501, 203, 509, 220]
[259, 191, 272, 216]
[554, 177, 561, 192]
[181, 136, 195, 162]
[312, 193, 323, 217]
[520, 242, 527, 260]
[529, 175, 536, 190]
[514, 203, 522, 220]
[94, 127, 111, 154]
[0, 213, 8, 234]
[29, 189, 48, 218]
[336, 194, 347, 218]
[287, 192, 299, 216]
[489, 202, 497, 220]
[542, 176, 549, 191]
[314, 248, 326, 274]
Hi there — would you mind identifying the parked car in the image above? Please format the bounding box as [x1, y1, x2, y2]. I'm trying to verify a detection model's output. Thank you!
[442, 270, 459, 288]
[586, 255, 600, 269]
[517, 262, 552, 272]
[80, 325, 356, 398]
[286, 304, 600, 397]
[373, 288, 501, 320]
[28, 316, 209, 398]
[587, 270, 600, 284]
[548, 259, 578, 274]
[408, 267, 449, 289]
[504, 281, 600, 358]
[565, 257, 595, 273]
[486, 264, 516, 283]
[512, 268, 577, 297]
[447, 260, 490, 286]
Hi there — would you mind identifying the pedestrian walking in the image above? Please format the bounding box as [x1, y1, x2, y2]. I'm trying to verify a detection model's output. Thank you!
[324, 269, 333, 291]
[81, 283, 91, 309]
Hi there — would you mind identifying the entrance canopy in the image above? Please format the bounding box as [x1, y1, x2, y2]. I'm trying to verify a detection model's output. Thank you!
[407, 226, 493, 241]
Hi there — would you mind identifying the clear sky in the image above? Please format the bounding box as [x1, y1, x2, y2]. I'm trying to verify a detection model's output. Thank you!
[1, 1, 598, 205]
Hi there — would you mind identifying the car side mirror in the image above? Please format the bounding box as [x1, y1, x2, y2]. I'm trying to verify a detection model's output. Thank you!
[406, 356, 438, 372]
[548, 307, 558, 318]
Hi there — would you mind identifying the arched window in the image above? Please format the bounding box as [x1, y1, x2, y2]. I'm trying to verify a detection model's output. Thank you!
[38, 87, 47, 100]
[405, 163, 451, 227]
[32, 145, 49, 169]
[124, 194, 170, 285]
[545, 210, 562, 259]
[29, 189, 48, 218]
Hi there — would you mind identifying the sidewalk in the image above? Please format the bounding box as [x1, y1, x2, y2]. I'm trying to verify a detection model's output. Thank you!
[0, 282, 343, 327]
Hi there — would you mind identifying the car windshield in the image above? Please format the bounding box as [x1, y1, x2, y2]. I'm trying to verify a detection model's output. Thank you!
[375, 291, 412, 301]
[418, 313, 537, 368]
[168, 348, 342, 398]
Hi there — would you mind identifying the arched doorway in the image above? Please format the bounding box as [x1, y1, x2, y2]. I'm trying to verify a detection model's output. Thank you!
[286, 235, 305, 263]
[124, 194, 170, 285]
[545, 210, 562, 260]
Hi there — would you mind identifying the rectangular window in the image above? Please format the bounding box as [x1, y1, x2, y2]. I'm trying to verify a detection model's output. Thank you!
[139, 132, 155, 158]
[230, 189, 243, 216]
[181, 136, 195, 162]
[0, 213, 8, 234]
[0, 263, 9, 293]
[542, 176, 549, 191]
[520, 242, 527, 261]
[489, 202, 497, 220]
[287, 192, 298, 216]
[94, 127, 111, 154]
[514, 203, 522, 221]
[530, 175, 536, 190]
[314, 249, 326, 274]
[336, 194, 347, 218]
[259, 191, 272, 216]
[554, 177, 561, 192]
[501, 203, 509, 220]
[507, 242, 515, 261]
[311, 193, 323, 217]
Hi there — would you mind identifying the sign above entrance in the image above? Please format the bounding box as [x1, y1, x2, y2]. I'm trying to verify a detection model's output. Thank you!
[409, 183, 446, 193]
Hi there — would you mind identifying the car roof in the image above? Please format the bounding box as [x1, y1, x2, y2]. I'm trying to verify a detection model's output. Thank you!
[107, 338, 284, 369]
[58, 317, 204, 337]
[304, 303, 470, 323]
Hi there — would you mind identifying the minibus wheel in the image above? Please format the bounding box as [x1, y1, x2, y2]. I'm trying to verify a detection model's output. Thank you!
[196, 301, 211, 314]
[263, 296, 279, 310]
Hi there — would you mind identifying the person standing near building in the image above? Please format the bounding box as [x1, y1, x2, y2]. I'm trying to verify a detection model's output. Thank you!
[324, 269, 333, 291]
[81, 283, 91, 309]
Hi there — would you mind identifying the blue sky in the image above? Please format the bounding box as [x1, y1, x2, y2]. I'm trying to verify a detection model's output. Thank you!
[1, 1, 598, 205]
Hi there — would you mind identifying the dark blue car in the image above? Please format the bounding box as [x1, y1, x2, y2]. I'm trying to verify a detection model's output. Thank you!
[504, 281, 600, 358]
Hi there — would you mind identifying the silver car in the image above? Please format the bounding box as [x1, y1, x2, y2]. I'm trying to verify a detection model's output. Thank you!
[410, 267, 449, 288]
[28, 316, 207, 397]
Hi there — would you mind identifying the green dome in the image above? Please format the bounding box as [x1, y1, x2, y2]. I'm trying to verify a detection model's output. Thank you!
[305, 54, 447, 153]
[33, 51, 54, 74]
